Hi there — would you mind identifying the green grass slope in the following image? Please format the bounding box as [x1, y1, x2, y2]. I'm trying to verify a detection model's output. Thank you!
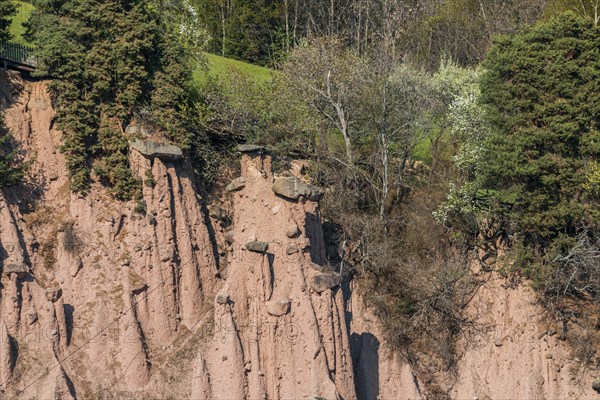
[9, 1, 34, 45]
[194, 53, 274, 85]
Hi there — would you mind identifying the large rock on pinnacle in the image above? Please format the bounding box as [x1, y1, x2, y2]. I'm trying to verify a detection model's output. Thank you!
[272, 176, 323, 201]
[129, 139, 183, 161]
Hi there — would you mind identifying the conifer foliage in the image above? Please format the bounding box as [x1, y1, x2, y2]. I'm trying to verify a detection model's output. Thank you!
[479, 12, 600, 291]
[27, 0, 193, 199]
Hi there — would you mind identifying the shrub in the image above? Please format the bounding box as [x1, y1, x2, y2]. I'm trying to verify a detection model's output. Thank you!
[62, 222, 83, 254]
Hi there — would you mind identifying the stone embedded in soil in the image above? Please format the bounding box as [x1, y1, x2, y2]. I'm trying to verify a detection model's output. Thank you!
[246, 241, 269, 253]
[299, 238, 310, 249]
[308, 262, 333, 273]
[592, 380, 600, 393]
[130, 271, 148, 294]
[226, 177, 246, 192]
[45, 287, 63, 303]
[272, 177, 323, 202]
[147, 213, 157, 225]
[286, 244, 299, 255]
[224, 231, 236, 245]
[26, 308, 38, 325]
[310, 273, 341, 293]
[216, 293, 230, 304]
[4, 263, 28, 279]
[285, 224, 300, 238]
[266, 299, 291, 317]
[160, 248, 174, 262]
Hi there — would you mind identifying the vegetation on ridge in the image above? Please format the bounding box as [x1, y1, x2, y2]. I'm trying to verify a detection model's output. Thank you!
[26, 0, 196, 199]
[0, 113, 25, 188]
[2, 0, 600, 395]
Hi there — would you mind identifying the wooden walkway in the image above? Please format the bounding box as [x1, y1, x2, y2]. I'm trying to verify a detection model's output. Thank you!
[0, 41, 37, 73]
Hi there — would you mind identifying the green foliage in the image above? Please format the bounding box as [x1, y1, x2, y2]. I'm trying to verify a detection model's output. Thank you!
[478, 12, 600, 294]
[0, 0, 18, 41]
[583, 160, 600, 196]
[8, 1, 34, 44]
[150, 0, 208, 59]
[194, 0, 282, 66]
[0, 112, 25, 188]
[27, 0, 194, 199]
[190, 65, 272, 187]
[194, 53, 274, 85]
[545, 0, 600, 21]
[144, 168, 155, 187]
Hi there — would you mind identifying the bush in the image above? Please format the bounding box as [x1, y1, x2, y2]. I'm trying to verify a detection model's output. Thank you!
[319, 148, 477, 396]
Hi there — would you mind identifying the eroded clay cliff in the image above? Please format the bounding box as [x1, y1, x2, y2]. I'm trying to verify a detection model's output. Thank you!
[0, 71, 597, 400]
[0, 71, 362, 399]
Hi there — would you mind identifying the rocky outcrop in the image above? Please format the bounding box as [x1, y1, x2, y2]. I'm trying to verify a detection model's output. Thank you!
[0, 75, 357, 400]
[1, 71, 597, 400]
[449, 273, 597, 400]
[0, 322, 14, 388]
[348, 286, 424, 400]
[0, 76, 218, 399]
[194, 149, 356, 400]
[129, 139, 183, 161]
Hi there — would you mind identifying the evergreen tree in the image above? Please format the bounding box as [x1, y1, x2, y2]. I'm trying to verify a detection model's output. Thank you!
[27, 0, 194, 199]
[479, 12, 600, 284]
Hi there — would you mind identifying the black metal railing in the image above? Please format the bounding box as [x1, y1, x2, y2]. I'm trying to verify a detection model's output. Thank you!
[0, 40, 37, 68]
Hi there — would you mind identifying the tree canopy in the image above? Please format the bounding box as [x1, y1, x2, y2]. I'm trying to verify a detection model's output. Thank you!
[27, 0, 194, 199]
[0, 113, 25, 188]
[478, 12, 600, 293]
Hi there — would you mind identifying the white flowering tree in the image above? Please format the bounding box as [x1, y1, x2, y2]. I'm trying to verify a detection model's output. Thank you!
[432, 63, 490, 225]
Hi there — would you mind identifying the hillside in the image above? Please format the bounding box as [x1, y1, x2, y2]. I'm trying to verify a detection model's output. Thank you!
[194, 53, 274, 85]
[1, 1, 600, 399]
[0, 68, 597, 399]
[6, 2, 273, 86]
